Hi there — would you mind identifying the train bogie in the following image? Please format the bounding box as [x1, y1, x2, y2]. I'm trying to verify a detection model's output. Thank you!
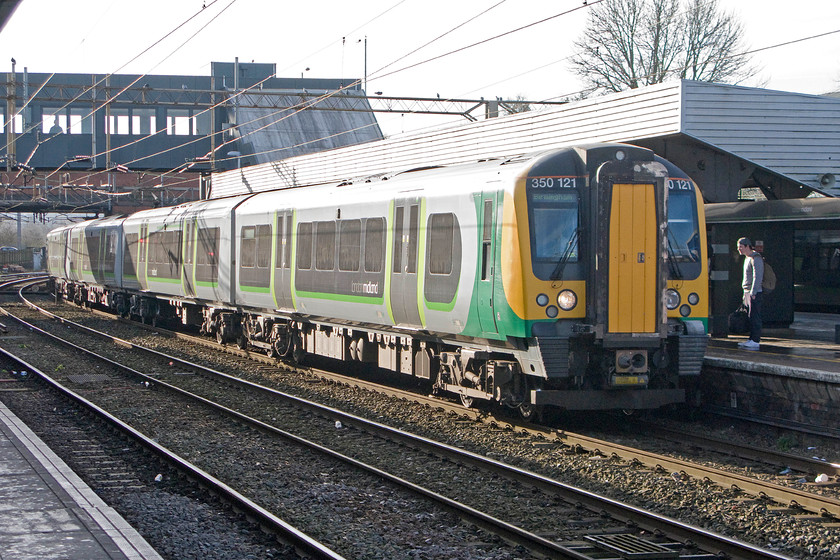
[48, 143, 709, 415]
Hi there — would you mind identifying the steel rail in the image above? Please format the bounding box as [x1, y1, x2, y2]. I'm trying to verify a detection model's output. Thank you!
[632, 419, 840, 477]
[0, 342, 348, 560]
[9, 286, 579, 558]
[18, 288, 800, 560]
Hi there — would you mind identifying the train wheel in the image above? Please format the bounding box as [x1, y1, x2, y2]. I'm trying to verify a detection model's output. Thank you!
[272, 335, 291, 359]
[459, 393, 473, 408]
[291, 334, 305, 364]
[518, 402, 541, 422]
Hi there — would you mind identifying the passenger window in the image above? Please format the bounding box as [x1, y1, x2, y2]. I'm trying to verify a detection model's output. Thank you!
[338, 219, 361, 272]
[315, 221, 336, 271]
[256, 224, 271, 268]
[275, 216, 285, 269]
[184, 221, 194, 265]
[241, 226, 256, 268]
[481, 201, 492, 280]
[392, 207, 404, 273]
[296, 222, 313, 270]
[428, 213, 454, 275]
[407, 205, 418, 274]
[364, 218, 385, 273]
[284, 215, 292, 269]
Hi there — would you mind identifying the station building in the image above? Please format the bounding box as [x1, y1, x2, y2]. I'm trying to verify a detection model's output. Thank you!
[2, 61, 382, 213]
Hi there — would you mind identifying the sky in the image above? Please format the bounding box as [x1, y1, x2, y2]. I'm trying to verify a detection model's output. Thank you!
[1, 0, 839, 137]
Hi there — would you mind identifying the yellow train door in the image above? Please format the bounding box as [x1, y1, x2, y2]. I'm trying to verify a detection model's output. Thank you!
[608, 183, 657, 333]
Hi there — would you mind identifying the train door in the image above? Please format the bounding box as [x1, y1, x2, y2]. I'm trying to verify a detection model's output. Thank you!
[389, 199, 422, 326]
[182, 217, 196, 297]
[62, 229, 70, 279]
[608, 183, 657, 333]
[477, 193, 498, 334]
[69, 229, 81, 280]
[138, 222, 149, 289]
[272, 210, 293, 309]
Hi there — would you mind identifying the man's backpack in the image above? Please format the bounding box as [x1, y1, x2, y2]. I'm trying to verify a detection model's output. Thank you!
[762, 258, 776, 293]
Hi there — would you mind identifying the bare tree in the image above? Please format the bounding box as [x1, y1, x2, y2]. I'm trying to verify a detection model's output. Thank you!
[501, 95, 532, 115]
[570, 0, 757, 96]
[681, 0, 755, 82]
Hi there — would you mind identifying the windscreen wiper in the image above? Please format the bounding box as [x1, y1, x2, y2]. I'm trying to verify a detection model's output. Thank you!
[665, 228, 683, 280]
[550, 227, 580, 281]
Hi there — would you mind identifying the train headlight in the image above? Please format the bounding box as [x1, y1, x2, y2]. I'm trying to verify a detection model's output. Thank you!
[536, 293, 549, 307]
[615, 149, 626, 161]
[679, 304, 691, 317]
[665, 289, 680, 310]
[546, 305, 559, 318]
[688, 292, 699, 305]
[557, 289, 577, 311]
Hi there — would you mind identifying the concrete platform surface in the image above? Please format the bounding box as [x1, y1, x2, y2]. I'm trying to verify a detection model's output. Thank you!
[707, 312, 840, 379]
[0, 402, 162, 560]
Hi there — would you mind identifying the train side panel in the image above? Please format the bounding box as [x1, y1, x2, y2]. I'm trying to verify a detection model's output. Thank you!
[47, 143, 709, 414]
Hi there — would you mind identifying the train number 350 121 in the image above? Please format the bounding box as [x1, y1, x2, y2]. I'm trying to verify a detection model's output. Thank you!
[529, 177, 577, 189]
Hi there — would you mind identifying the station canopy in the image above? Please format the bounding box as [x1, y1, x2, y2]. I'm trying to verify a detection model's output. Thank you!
[211, 80, 840, 203]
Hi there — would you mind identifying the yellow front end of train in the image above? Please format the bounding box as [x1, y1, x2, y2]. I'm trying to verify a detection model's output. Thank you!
[495, 145, 708, 410]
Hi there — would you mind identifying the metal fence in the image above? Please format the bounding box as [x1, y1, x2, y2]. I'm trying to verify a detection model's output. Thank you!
[0, 248, 43, 271]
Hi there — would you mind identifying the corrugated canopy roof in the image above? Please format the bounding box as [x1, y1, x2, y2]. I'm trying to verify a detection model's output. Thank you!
[230, 89, 383, 166]
[211, 80, 840, 202]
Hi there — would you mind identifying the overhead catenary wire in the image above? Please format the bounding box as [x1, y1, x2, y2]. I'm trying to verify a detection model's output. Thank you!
[4, 0, 235, 175]
[125, 6, 840, 176]
[37, 0, 531, 188]
[123, 2, 598, 172]
[16, 0, 408, 186]
[7, 1, 839, 215]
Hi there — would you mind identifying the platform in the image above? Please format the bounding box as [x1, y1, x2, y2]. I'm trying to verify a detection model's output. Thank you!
[707, 312, 840, 378]
[0, 402, 162, 560]
[703, 312, 840, 430]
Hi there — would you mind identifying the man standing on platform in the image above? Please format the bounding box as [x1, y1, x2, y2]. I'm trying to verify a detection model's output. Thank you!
[737, 237, 763, 350]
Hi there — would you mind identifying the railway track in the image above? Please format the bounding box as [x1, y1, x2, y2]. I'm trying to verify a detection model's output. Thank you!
[0, 281, 809, 558]
[59, 293, 840, 520]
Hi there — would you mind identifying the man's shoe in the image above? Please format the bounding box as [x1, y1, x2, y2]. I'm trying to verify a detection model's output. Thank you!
[740, 340, 760, 350]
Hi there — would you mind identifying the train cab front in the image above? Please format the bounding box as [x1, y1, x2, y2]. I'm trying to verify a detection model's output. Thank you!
[500, 144, 708, 412]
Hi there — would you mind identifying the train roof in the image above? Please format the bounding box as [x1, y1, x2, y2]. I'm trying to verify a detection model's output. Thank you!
[121, 195, 250, 225]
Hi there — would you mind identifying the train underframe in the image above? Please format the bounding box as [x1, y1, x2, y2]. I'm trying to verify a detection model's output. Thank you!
[56, 280, 706, 418]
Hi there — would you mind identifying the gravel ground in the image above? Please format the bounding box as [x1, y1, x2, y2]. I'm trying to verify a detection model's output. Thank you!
[0, 369, 299, 560]
[7, 298, 840, 559]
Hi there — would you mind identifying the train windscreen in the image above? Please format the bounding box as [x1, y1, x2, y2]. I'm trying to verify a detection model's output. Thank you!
[528, 189, 579, 280]
[666, 183, 702, 280]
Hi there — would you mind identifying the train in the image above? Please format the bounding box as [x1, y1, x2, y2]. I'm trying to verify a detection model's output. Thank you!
[47, 143, 709, 418]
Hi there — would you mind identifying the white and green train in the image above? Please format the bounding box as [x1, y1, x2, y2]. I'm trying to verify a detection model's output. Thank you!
[48, 143, 709, 417]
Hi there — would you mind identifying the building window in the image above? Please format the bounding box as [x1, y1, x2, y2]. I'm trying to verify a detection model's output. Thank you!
[106, 109, 130, 135]
[193, 110, 210, 136]
[166, 109, 191, 135]
[69, 108, 92, 134]
[132, 109, 157, 136]
[42, 109, 67, 135]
